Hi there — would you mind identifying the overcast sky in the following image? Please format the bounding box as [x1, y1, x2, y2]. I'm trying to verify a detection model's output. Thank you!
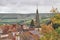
[0, 0, 60, 13]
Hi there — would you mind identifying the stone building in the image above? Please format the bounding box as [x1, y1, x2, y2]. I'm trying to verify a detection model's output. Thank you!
[35, 8, 40, 28]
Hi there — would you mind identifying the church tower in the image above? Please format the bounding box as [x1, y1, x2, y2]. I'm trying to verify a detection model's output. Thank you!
[35, 8, 40, 28]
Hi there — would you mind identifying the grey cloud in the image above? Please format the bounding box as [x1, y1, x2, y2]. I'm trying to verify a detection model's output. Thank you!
[0, 0, 60, 6]
[0, 0, 60, 13]
[21, 0, 60, 6]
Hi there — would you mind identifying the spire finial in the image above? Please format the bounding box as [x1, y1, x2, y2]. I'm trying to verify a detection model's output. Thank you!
[36, 2, 38, 10]
[36, 2, 38, 13]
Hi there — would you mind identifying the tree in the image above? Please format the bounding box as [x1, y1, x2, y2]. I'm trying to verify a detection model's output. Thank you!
[50, 12, 60, 29]
[30, 19, 35, 28]
[50, 7, 60, 29]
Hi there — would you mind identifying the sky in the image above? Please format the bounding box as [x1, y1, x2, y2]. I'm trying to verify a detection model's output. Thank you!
[0, 0, 60, 13]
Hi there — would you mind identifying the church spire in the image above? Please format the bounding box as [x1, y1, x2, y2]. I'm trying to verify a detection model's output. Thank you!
[35, 5, 40, 28]
[36, 7, 39, 22]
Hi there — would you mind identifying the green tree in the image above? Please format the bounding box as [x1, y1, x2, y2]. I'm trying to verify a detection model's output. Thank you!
[51, 13, 60, 29]
[30, 19, 35, 28]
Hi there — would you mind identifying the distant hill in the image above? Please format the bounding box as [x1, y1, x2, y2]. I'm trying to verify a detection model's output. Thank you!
[0, 13, 54, 24]
[0, 13, 54, 19]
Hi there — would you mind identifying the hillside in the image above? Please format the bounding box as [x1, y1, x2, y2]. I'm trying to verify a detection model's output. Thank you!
[0, 13, 54, 24]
